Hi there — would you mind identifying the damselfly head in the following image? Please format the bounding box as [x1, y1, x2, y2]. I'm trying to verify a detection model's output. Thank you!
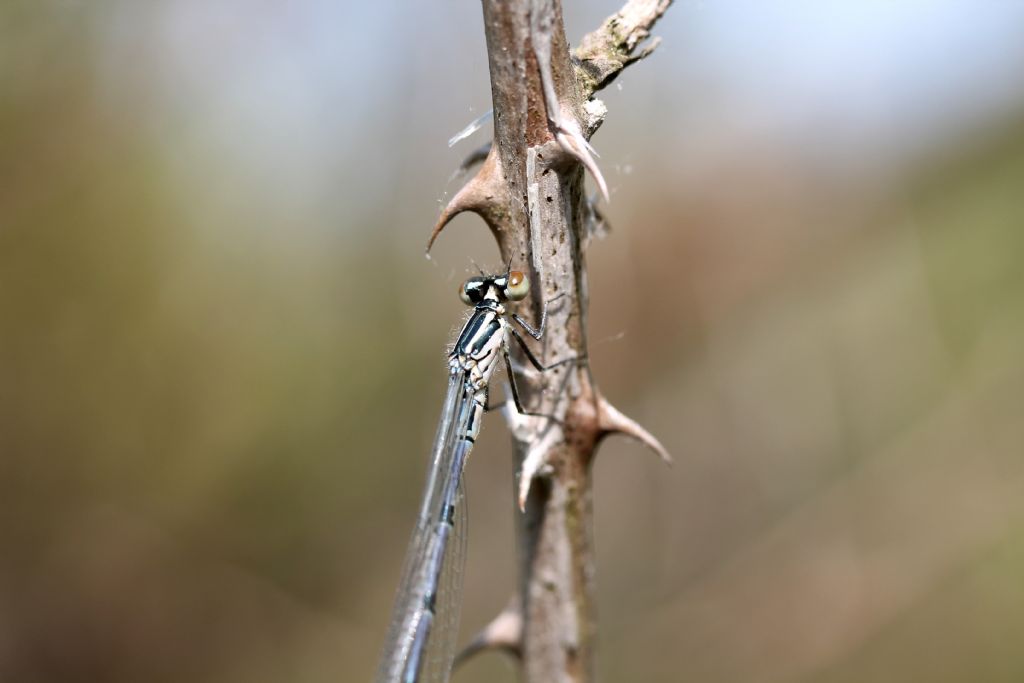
[459, 270, 530, 306]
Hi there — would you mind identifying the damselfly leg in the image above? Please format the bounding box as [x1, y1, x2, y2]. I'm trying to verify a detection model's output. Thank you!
[512, 292, 565, 340]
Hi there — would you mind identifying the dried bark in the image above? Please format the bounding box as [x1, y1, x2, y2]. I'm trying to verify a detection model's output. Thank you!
[430, 1, 673, 681]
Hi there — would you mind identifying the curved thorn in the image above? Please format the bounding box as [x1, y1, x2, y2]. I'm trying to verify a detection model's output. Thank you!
[453, 600, 523, 669]
[598, 397, 671, 464]
[427, 145, 504, 253]
[518, 426, 561, 510]
[555, 125, 609, 203]
[427, 181, 483, 252]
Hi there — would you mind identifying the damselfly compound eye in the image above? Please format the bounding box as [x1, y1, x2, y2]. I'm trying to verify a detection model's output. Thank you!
[505, 271, 529, 301]
[462, 277, 487, 305]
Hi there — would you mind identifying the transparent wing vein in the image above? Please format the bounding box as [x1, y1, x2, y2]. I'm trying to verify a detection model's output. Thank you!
[376, 371, 474, 683]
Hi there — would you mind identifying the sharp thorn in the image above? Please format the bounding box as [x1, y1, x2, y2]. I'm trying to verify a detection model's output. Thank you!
[517, 427, 561, 510]
[598, 397, 672, 464]
[454, 600, 522, 669]
[426, 146, 504, 253]
[555, 125, 610, 203]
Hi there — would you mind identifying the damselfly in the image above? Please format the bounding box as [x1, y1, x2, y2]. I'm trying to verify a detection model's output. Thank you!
[375, 268, 569, 683]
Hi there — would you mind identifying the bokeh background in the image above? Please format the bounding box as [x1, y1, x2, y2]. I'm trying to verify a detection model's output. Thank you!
[3, 1, 1024, 681]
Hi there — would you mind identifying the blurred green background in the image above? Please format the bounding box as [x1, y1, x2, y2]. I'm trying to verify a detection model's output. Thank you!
[3, 1, 1024, 682]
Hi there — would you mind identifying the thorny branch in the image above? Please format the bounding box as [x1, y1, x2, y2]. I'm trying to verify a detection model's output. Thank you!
[429, 1, 673, 681]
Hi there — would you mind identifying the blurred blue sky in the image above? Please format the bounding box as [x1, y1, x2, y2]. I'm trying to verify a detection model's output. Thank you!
[87, 1, 1024, 240]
